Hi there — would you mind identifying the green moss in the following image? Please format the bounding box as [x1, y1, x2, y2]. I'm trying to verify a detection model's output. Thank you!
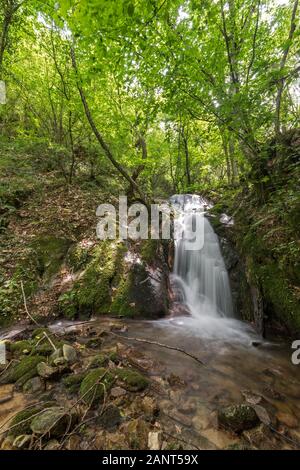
[140, 239, 159, 265]
[60, 241, 127, 318]
[9, 340, 33, 356]
[1, 355, 44, 386]
[8, 407, 42, 437]
[259, 263, 300, 333]
[62, 372, 88, 394]
[31, 327, 52, 339]
[115, 368, 149, 391]
[79, 368, 114, 405]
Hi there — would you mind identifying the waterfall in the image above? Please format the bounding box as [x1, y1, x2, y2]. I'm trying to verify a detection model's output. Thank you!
[170, 194, 233, 320]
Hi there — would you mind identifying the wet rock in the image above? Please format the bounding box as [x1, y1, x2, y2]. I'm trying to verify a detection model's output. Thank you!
[97, 405, 122, 430]
[241, 390, 262, 405]
[30, 407, 77, 437]
[44, 439, 60, 450]
[253, 404, 271, 426]
[13, 434, 32, 449]
[167, 373, 185, 387]
[276, 411, 298, 428]
[148, 431, 162, 450]
[110, 386, 126, 398]
[168, 410, 192, 428]
[62, 344, 77, 363]
[116, 368, 149, 392]
[218, 404, 259, 433]
[79, 368, 114, 405]
[23, 376, 44, 394]
[37, 362, 59, 380]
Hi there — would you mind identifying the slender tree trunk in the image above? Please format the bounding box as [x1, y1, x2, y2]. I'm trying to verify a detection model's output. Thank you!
[70, 45, 150, 209]
[182, 131, 191, 186]
[275, 0, 299, 137]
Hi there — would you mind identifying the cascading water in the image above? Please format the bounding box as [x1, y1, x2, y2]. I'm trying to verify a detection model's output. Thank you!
[171, 194, 233, 320]
[168, 194, 255, 343]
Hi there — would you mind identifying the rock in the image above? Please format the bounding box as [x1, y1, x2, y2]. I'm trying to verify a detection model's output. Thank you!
[141, 396, 159, 418]
[122, 418, 149, 449]
[50, 348, 63, 362]
[116, 368, 149, 392]
[79, 368, 114, 405]
[110, 386, 127, 398]
[86, 337, 103, 349]
[167, 373, 185, 387]
[23, 376, 44, 394]
[62, 344, 77, 363]
[0, 355, 44, 386]
[218, 404, 259, 433]
[89, 354, 109, 368]
[65, 435, 81, 450]
[242, 424, 274, 449]
[13, 434, 32, 449]
[97, 405, 122, 430]
[241, 390, 262, 406]
[276, 411, 298, 428]
[30, 407, 77, 437]
[1, 436, 15, 450]
[253, 405, 271, 426]
[148, 431, 162, 450]
[168, 410, 192, 428]
[37, 362, 59, 380]
[44, 439, 60, 450]
[103, 432, 128, 450]
[8, 407, 42, 436]
[53, 357, 67, 367]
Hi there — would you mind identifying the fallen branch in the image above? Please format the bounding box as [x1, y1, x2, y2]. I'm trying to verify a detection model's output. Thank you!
[20, 281, 39, 326]
[108, 331, 205, 366]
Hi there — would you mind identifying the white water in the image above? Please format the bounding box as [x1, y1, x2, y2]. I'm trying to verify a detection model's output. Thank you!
[168, 194, 257, 344]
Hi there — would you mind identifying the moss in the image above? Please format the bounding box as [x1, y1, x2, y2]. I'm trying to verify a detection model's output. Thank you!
[140, 239, 160, 265]
[1, 355, 44, 386]
[259, 263, 300, 333]
[9, 340, 33, 356]
[67, 244, 92, 271]
[60, 241, 127, 319]
[115, 368, 149, 392]
[89, 352, 118, 368]
[8, 407, 42, 437]
[79, 368, 114, 405]
[62, 372, 88, 394]
[31, 327, 52, 339]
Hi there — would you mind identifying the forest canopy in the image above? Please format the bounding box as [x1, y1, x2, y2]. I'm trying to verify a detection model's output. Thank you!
[0, 0, 299, 196]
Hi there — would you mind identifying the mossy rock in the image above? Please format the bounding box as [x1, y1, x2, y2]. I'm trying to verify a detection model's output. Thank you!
[218, 404, 259, 434]
[79, 368, 115, 405]
[8, 407, 42, 436]
[31, 327, 52, 339]
[30, 407, 77, 437]
[62, 372, 88, 394]
[89, 351, 118, 369]
[115, 368, 149, 392]
[1, 355, 44, 386]
[9, 340, 33, 356]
